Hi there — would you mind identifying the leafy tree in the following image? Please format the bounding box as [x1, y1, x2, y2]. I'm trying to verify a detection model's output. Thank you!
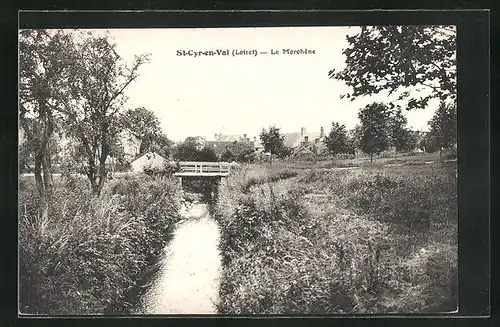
[19, 29, 75, 219]
[260, 126, 285, 165]
[174, 138, 218, 162]
[346, 125, 363, 155]
[120, 107, 161, 139]
[198, 146, 218, 162]
[404, 130, 420, 153]
[59, 31, 150, 195]
[140, 132, 174, 158]
[279, 146, 294, 159]
[329, 26, 456, 110]
[358, 102, 392, 162]
[174, 138, 200, 161]
[387, 106, 415, 152]
[420, 132, 439, 153]
[220, 142, 256, 163]
[323, 122, 349, 155]
[427, 101, 457, 157]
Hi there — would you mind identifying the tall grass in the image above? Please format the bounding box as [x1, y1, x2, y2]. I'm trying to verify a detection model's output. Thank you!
[19, 173, 181, 314]
[214, 164, 457, 314]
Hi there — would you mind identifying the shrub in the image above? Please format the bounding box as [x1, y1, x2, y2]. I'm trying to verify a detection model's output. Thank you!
[19, 173, 181, 314]
[143, 161, 181, 178]
[215, 164, 457, 314]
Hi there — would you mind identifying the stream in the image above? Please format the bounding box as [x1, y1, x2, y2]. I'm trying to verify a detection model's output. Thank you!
[136, 202, 222, 314]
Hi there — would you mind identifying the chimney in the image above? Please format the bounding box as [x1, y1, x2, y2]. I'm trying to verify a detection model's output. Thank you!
[320, 127, 324, 138]
[243, 133, 247, 141]
[214, 133, 218, 140]
[304, 136, 309, 143]
[301, 127, 306, 135]
[253, 136, 257, 142]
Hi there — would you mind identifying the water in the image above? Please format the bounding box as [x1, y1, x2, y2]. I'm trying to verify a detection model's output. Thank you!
[137, 203, 222, 314]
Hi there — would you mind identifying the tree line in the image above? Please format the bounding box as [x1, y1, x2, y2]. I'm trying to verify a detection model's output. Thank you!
[19, 25, 457, 221]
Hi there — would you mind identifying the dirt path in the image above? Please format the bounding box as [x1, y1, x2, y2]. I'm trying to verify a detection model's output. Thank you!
[138, 203, 222, 314]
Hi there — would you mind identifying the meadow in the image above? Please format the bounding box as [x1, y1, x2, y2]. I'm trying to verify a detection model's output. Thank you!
[214, 155, 458, 314]
[18, 173, 182, 314]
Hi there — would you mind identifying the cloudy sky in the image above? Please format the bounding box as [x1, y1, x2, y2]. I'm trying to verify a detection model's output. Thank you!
[89, 27, 443, 142]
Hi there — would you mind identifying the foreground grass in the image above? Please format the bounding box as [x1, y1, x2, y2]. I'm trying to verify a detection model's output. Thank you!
[214, 163, 457, 314]
[19, 173, 182, 314]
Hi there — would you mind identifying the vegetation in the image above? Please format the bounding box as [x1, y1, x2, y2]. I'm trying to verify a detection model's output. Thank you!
[19, 29, 150, 197]
[214, 162, 457, 314]
[143, 161, 181, 178]
[388, 106, 419, 153]
[221, 142, 257, 163]
[121, 107, 174, 158]
[260, 126, 288, 164]
[19, 174, 181, 314]
[427, 101, 457, 157]
[329, 26, 456, 110]
[174, 137, 218, 162]
[323, 122, 350, 155]
[358, 102, 392, 162]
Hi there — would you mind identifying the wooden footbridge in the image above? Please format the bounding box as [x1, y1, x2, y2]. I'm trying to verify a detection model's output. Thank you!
[173, 161, 235, 185]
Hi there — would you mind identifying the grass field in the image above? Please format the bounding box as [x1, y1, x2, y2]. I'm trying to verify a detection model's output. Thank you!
[214, 156, 457, 314]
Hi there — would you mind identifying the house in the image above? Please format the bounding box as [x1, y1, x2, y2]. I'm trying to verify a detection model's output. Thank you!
[119, 129, 141, 161]
[130, 151, 169, 173]
[282, 127, 327, 156]
[205, 133, 255, 156]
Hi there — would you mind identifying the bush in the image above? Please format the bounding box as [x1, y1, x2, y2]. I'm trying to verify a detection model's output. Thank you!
[143, 161, 181, 178]
[215, 164, 457, 314]
[19, 173, 181, 314]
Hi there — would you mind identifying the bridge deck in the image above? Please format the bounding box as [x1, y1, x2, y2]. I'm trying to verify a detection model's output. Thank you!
[174, 161, 232, 178]
[173, 172, 229, 177]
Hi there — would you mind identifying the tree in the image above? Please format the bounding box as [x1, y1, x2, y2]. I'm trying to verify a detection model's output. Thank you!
[19, 29, 75, 220]
[346, 125, 363, 155]
[121, 107, 161, 140]
[323, 122, 349, 155]
[420, 132, 439, 153]
[221, 142, 256, 163]
[427, 101, 457, 157]
[120, 106, 174, 157]
[260, 126, 285, 165]
[358, 102, 392, 162]
[329, 26, 456, 110]
[174, 138, 201, 161]
[140, 132, 174, 158]
[387, 106, 413, 152]
[60, 31, 150, 195]
[174, 138, 217, 162]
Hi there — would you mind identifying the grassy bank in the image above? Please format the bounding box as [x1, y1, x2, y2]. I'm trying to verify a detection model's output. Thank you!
[19, 173, 182, 314]
[214, 163, 457, 314]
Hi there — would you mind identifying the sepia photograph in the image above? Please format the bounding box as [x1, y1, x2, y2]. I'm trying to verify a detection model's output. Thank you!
[18, 25, 458, 315]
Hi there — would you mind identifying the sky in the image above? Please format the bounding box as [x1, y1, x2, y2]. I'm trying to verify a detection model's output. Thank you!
[83, 27, 446, 142]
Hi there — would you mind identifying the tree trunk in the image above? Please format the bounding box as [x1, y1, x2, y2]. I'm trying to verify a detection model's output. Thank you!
[41, 152, 53, 194]
[34, 149, 50, 231]
[370, 153, 373, 163]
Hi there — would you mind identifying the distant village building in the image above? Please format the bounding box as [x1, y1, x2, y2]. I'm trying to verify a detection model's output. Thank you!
[205, 133, 255, 156]
[19, 126, 143, 171]
[130, 151, 168, 173]
[282, 126, 327, 157]
[118, 129, 141, 161]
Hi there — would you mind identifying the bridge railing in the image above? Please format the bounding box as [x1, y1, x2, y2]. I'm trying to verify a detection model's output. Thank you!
[175, 161, 232, 174]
